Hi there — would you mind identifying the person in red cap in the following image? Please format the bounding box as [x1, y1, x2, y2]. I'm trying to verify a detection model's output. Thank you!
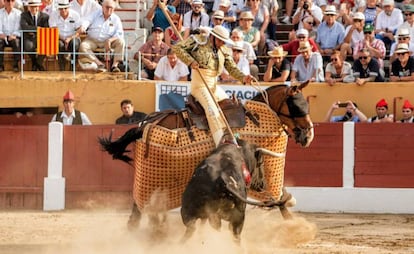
[51, 90, 92, 125]
[367, 98, 394, 123]
[398, 99, 414, 123]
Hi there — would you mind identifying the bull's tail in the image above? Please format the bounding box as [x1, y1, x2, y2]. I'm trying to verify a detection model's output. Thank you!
[98, 126, 144, 164]
[225, 177, 286, 208]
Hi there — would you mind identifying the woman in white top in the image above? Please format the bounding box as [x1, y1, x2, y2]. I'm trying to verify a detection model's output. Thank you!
[325, 50, 353, 85]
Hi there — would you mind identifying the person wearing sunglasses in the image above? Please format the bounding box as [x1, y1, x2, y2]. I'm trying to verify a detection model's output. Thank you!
[324, 50, 353, 85]
[291, 40, 324, 82]
[398, 4, 414, 39]
[389, 43, 414, 82]
[183, 0, 210, 34]
[389, 28, 414, 63]
[292, 0, 322, 29]
[165, 13, 190, 47]
[352, 48, 384, 85]
[398, 100, 414, 123]
[316, 6, 345, 62]
[353, 23, 386, 73]
[220, 41, 250, 81]
[263, 46, 291, 82]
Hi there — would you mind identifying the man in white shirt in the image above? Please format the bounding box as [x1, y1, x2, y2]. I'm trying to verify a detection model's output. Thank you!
[69, 0, 100, 18]
[183, 0, 209, 34]
[0, 0, 21, 72]
[374, 0, 403, 49]
[154, 48, 189, 81]
[51, 90, 92, 125]
[49, 0, 81, 71]
[78, 0, 124, 72]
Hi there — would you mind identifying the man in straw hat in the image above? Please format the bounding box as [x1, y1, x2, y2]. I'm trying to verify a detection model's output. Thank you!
[398, 99, 414, 123]
[51, 90, 92, 125]
[263, 46, 291, 82]
[20, 0, 49, 71]
[389, 43, 414, 82]
[389, 28, 414, 62]
[173, 25, 253, 146]
[49, 0, 81, 71]
[291, 41, 324, 82]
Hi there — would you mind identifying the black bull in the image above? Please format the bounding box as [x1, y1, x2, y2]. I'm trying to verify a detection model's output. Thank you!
[181, 139, 291, 242]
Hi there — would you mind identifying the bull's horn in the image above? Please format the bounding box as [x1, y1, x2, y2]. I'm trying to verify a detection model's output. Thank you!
[256, 148, 285, 158]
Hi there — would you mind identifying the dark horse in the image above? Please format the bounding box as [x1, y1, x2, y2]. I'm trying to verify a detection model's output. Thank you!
[99, 82, 314, 228]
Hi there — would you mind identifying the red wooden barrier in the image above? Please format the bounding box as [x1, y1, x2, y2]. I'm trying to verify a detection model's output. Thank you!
[284, 123, 343, 187]
[355, 123, 414, 188]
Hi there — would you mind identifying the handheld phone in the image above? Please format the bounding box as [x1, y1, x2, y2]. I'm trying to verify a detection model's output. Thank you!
[338, 103, 348, 107]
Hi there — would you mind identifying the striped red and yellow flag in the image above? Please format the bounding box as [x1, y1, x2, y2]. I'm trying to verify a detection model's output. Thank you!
[36, 27, 59, 56]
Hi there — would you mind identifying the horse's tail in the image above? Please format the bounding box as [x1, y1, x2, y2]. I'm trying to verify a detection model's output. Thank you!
[98, 126, 143, 165]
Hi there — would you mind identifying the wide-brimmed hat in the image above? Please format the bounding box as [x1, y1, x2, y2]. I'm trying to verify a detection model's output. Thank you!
[239, 11, 254, 20]
[210, 25, 233, 45]
[219, 0, 231, 7]
[397, 28, 410, 37]
[403, 99, 414, 110]
[352, 12, 365, 20]
[298, 41, 312, 52]
[27, 0, 42, 6]
[296, 28, 309, 37]
[268, 47, 288, 57]
[57, 0, 70, 9]
[63, 90, 75, 101]
[324, 5, 337, 15]
[232, 41, 245, 51]
[212, 10, 224, 19]
[395, 43, 411, 54]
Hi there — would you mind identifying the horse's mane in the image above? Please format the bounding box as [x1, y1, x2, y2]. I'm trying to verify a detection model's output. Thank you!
[252, 84, 287, 102]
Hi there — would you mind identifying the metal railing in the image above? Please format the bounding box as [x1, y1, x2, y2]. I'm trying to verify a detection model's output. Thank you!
[0, 29, 141, 80]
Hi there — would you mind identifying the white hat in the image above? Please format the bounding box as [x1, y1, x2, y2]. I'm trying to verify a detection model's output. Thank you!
[395, 43, 410, 54]
[398, 28, 410, 37]
[210, 25, 234, 45]
[232, 41, 245, 51]
[57, 0, 70, 9]
[192, 0, 204, 5]
[239, 11, 255, 20]
[324, 5, 337, 15]
[296, 28, 309, 37]
[268, 47, 288, 57]
[352, 12, 365, 20]
[219, 0, 231, 7]
[383, 0, 394, 6]
[213, 10, 224, 19]
[27, 0, 42, 6]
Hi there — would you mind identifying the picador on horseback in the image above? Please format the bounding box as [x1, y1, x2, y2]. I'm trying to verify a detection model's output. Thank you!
[98, 22, 315, 232]
[172, 25, 254, 146]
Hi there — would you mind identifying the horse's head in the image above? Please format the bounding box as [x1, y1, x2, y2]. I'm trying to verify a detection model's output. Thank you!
[259, 82, 314, 147]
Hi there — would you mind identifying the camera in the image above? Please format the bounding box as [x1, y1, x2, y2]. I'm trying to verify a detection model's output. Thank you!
[338, 103, 348, 107]
[303, 3, 309, 10]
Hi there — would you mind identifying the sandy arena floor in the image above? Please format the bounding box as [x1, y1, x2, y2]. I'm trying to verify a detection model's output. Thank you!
[0, 208, 413, 254]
